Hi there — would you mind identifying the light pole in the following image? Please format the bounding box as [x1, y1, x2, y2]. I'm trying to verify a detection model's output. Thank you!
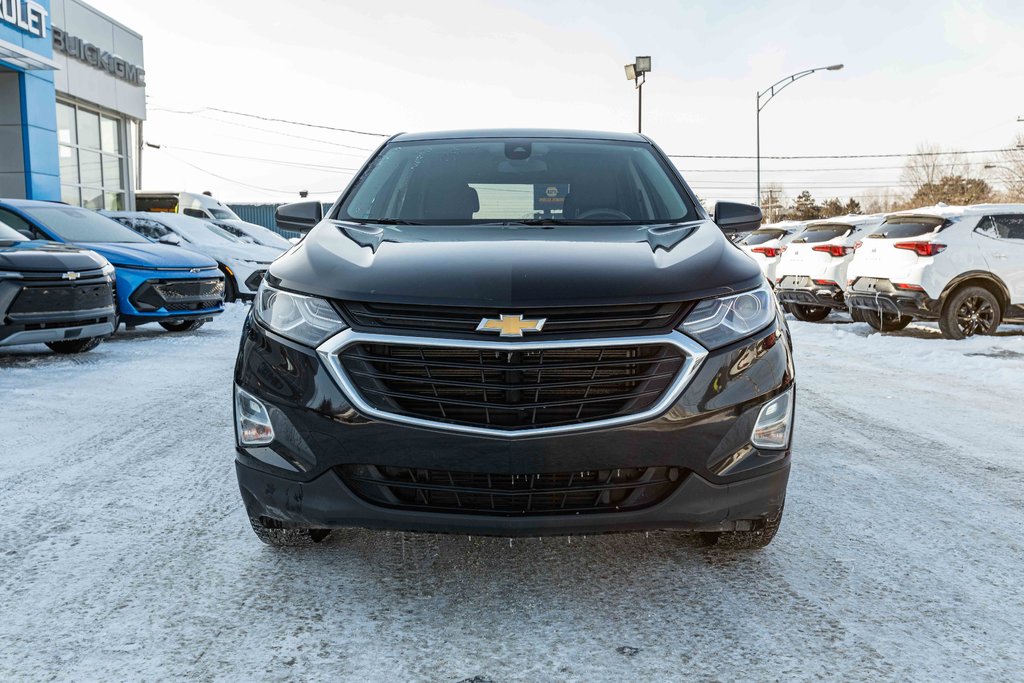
[983, 163, 1024, 184]
[625, 56, 652, 134]
[756, 64, 843, 207]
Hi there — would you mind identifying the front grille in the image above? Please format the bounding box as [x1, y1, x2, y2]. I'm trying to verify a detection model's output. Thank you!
[339, 301, 687, 338]
[338, 342, 685, 430]
[340, 464, 683, 516]
[9, 282, 113, 316]
[130, 278, 224, 312]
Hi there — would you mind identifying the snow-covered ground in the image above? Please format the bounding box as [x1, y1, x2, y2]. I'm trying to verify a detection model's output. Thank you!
[2, 305, 1023, 681]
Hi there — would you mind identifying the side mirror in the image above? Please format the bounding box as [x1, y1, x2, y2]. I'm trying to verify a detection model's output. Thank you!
[158, 233, 182, 246]
[276, 201, 323, 233]
[713, 202, 762, 235]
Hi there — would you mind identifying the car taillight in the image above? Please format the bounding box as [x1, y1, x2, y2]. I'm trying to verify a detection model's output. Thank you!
[854, 241, 863, 250]
[751, 247, 781, 258]
[811, 245, 852, 257]
[894, 242, 946, 257]
[813, 279, 838, 287]
[894, 282, 926, 291]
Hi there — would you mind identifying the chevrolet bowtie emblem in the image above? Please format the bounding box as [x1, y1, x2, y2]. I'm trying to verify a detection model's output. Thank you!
[476, 314, 547, 337]
[62, 271, 80, 281]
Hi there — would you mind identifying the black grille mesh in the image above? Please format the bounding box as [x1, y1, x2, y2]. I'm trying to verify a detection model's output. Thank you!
[340, 465, 683, 516]
[340, 301, 686, 338]
[338, 342, 685, 430]
[9, 283, 113, 316]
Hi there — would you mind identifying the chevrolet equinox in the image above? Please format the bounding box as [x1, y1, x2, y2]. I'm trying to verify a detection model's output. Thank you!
[233, 129, 795, 549]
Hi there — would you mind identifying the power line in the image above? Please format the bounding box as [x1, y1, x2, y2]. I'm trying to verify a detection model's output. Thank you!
[152, 147, 343, 196]
[675, 161, 987, 173]
[668, 148, 1016, 160]
[148, 143, 360, 173]
[149, 105, 389, 138]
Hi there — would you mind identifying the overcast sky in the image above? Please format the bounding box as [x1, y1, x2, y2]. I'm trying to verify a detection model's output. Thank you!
[88, 0, 1024, 206]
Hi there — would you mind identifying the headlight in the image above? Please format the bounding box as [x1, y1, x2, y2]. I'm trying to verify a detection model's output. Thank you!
[253, 282, 347, 347]
[680, 282, 776, 349]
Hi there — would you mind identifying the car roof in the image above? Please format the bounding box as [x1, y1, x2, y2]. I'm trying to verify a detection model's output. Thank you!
[887, 203, 1024, 219]
[757, 221, 807, 230]
[389, 129, 649, 143]
[805, 213, 886, 229]
[0, 199, 74, 209]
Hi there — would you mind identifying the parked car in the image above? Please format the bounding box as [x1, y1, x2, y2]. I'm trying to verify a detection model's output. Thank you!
[774, 214, 885, 322]
[105, 212, 280, 302]
[739, 220, 807, 284]
[0, 219, 116, 353]
[846, 204, 1024, 337]
[233, 129, 794, 549]
[0, 201, 224, 333]
[208, 218, 294, 251]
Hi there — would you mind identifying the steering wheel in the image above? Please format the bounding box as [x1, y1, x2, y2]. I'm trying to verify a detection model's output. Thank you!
[575, 208, 632, 221]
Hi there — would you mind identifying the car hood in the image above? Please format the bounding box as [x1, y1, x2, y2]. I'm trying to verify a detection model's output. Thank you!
[0, 240, 109, 272]
[268, 220, 763, 307]
[184, 240, 281, 265]
[219, 219, 291, 250]
[76, 242, 219, 269]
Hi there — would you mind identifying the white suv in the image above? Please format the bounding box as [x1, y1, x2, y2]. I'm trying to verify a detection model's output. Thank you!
[774, 214, 886, 322]
[738, 220, 806, 284]
[846, 204, 1024, 338]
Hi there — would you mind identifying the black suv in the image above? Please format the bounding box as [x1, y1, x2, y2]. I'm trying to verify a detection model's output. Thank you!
[234, 130, 795, 548]
[0, 220, 116, 353]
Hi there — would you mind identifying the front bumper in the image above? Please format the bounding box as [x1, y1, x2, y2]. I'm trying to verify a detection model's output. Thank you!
[115, 266, 225, 325]
[0, 272, 116, 347]
[775, 276, 845, 309]
[846, 279, 940, 319]
[234, 315, 795, 535]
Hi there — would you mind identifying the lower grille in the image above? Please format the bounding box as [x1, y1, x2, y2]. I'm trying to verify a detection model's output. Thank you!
[340, 465, 683, 516]
[130, 278, 224, 312]
[9, 282, 113, 316]
[338, 342, 686, 431]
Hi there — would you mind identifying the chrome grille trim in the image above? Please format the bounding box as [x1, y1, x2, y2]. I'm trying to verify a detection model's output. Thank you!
[316, 329, 709, 439]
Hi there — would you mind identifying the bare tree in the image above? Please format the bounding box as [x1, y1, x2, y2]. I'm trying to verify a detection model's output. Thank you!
[860, 188, 909, 214]
[901, 143, 973, 196]
[759, 183, 787, 223]
[992, 133, 1024, 202]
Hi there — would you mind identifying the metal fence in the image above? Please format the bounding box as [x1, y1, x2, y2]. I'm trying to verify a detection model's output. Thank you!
[228, 203, 334, 237]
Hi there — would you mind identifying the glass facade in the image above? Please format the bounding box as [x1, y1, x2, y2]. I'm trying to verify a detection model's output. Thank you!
[56, 100, 129, 210]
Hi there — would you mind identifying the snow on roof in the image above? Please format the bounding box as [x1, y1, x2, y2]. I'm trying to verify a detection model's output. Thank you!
[888, 203, 1024, 219]
[805, 213, 886, 228]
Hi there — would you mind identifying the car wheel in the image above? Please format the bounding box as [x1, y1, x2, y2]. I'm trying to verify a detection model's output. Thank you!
[220, 266, 238, 303]
[249, 516, 331, 547]
[849, 307, 867, 323]
[700, 504, 784, 550]
[785, 303, 831, 322]
[45, 336, 104, 354]
[159, 319, 206, 333]
[861, 309, 913, 332]
[939, 286, 1001, 339]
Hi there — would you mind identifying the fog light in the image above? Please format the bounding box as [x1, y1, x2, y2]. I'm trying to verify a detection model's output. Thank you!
[235, 385, 274, 446]
[751, 388, 794, 449]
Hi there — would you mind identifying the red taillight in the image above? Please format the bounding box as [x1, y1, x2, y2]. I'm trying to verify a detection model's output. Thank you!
[813, 279, 838, 287]
[751, 246, 781, 258]
[894, 242, 947, 257]
[811, 245, 852, 257]
[894, 282, 926, 291]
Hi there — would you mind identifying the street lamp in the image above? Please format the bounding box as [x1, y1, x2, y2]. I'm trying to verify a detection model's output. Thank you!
[756, 64, 843, 206]
[625, 56, 652, 134]
[983, 163, 1024, 183]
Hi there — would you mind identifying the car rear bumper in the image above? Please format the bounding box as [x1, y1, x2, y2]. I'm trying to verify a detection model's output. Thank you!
[846, 280, 940, 319]
[233, 314, 796, 536]
[776, 278, 845, 309]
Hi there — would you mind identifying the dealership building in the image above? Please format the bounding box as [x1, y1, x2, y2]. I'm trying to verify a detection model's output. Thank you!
[1, 0, 145, 209]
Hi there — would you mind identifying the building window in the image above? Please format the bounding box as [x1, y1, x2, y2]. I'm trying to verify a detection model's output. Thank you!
[56, 101, 129, 210]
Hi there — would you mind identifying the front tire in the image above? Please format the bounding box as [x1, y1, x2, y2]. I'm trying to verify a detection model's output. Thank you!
[219, 266, 238, 303]
[862, 309, 912, 332]
[45, 336, 103, 354]
[785, 303, 831, 322]
[159, 319, 205, 333]
[850, 307, 867, 323]
[939, 286, 1001, 339]
[700, 504, 784, 550]
[249, 517, 331, 547]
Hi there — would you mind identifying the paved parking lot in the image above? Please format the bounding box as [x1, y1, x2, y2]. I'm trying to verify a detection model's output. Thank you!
[2, 305, 1023, 681]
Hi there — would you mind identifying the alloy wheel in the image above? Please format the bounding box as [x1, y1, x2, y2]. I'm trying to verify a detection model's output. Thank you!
[955, 296, 995, 337]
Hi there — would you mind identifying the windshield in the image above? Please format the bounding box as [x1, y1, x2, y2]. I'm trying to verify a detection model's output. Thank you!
[209, 208, 239, 220]
[0, 221, 28, 242]
[22, 206, 149, 243]
[337, 138, 694, 225]
[791, 226, 853, 244]
[741, 229, 786, 246]
[868, 216, 945, 239]
[205, 223, 244, 242]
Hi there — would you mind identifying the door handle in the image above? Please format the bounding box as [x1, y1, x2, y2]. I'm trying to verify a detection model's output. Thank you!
[993, 253, 1008, 259]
